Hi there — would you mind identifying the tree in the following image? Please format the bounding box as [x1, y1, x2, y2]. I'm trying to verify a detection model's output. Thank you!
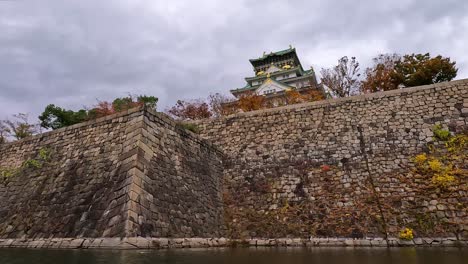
[361, 54, 401, 93]
[39, 104, 89, 130]
[93, 95, 159, 118]
[167, 100, 212, 120]
[237, 93, 265, 112]
[0, 122, 10, 144]
[39, 95, 158, 129]
[1, 113, 38, 140]
[320, 56, 361, 97]
[302, 90, 325, 102]
[208, 93, 237, 117]
[137, 95, 158, 109]
[393, 53, 457, 87]
[284, 89, 304, 104]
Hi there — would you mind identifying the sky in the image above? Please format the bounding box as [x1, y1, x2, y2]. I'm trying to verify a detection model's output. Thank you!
[0, 0, 467, 121]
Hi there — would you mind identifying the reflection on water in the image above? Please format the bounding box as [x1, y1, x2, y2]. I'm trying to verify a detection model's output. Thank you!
[0, 247, 467, 264]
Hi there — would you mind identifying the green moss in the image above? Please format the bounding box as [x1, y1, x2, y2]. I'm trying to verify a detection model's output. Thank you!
[432, 124, 451, 141]
[177, 123, 200, 133]
[0, 167, 19, 178]
[1, 147, 52, 181]
[23, 159, 42, 169]
[38, 147, 51, 161]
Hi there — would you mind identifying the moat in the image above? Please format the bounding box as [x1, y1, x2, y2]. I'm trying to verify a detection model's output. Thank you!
[0, 247, 467, 264]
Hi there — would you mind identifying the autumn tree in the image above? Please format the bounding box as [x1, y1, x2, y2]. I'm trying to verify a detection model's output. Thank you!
[208, 93, 237, 117]
[393, 53, 457, 87]
[284, 89, 304, 104]
[282, 89, 325, 106]
[361, 53, 401, 93]
[237, 93, 265, 112]
[167, 99, 212, 120]
[92, 95, 158, 118]
[301, 89, 325, 102]
[1, 113, 38, 140]
[320, 56, 361, 97]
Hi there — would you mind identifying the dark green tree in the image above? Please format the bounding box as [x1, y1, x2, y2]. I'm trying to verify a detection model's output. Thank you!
[39, 95, 158, 130]
[393, 53, 457, 87]
[136, 95, 158, 109]
[39, 104, 89, 130]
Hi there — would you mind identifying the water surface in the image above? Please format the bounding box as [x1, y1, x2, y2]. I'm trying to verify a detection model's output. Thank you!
[0, 247, 466, 264]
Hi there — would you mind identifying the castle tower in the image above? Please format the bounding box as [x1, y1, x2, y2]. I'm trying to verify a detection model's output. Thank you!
[230, 46, 324, 99]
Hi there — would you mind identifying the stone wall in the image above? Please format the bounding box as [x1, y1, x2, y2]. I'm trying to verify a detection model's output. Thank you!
[194, 79, 468, 239]
[0, 107, 224, 239]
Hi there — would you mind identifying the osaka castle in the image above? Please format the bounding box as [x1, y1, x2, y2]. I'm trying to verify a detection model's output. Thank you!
[230, 46, 325, 102]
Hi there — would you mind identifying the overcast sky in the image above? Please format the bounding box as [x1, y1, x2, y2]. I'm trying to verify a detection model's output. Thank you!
[1, 0, 467, 121]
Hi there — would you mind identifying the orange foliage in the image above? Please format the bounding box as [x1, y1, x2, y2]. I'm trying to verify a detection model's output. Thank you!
[208, 93, 237, 117]
[92, 101, 115, 118]
[284, 89, 324, 105]
[284, 90, 303, 104]
[167, 100, 212, 120]
[361, 54, 400, 93]
[238, 93, 265, 112]
[91, 100, 143, 119]
[301, 90, 325, 102]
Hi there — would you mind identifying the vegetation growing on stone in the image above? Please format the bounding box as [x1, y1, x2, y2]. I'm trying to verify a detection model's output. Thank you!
[412, 126, 466, 190]
[177, 123, 200, 133]
[432, 124, 451, 141]
[399, 228, 414, 240]
[0, 147, 52, 182]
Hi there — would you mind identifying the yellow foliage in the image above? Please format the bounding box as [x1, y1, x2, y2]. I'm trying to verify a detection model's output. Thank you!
[238, 93, 265, 112]
[446, 134, 467, 153]
[412, 132, 466, 191]
[399, 227, 414, 240]
[428, 159, 443, 172]
[284, 90, 304, 104]
[431, 173, 456, 188]
[413, 153, 427, 165]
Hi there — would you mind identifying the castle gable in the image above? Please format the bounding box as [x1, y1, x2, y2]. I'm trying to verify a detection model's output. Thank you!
[256, 78, 293, 95]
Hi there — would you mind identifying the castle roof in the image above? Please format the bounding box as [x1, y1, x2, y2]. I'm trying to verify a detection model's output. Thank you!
[249, 47, 297, 63]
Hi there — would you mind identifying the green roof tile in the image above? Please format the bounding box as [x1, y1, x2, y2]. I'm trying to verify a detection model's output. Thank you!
[249, 47, 296, 63]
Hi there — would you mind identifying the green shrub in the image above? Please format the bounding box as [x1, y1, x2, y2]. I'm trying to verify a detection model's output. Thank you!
[0, 167, 18, 178]
[177, 123, 200, 133]
[1, 147, 52, 181]
[23, 159, 42, 169]
[38, 147, 51, 161]
[432, 124, 451, 141]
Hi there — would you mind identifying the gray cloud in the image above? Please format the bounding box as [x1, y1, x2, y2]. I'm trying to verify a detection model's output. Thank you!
[0, 0, 467, 121]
